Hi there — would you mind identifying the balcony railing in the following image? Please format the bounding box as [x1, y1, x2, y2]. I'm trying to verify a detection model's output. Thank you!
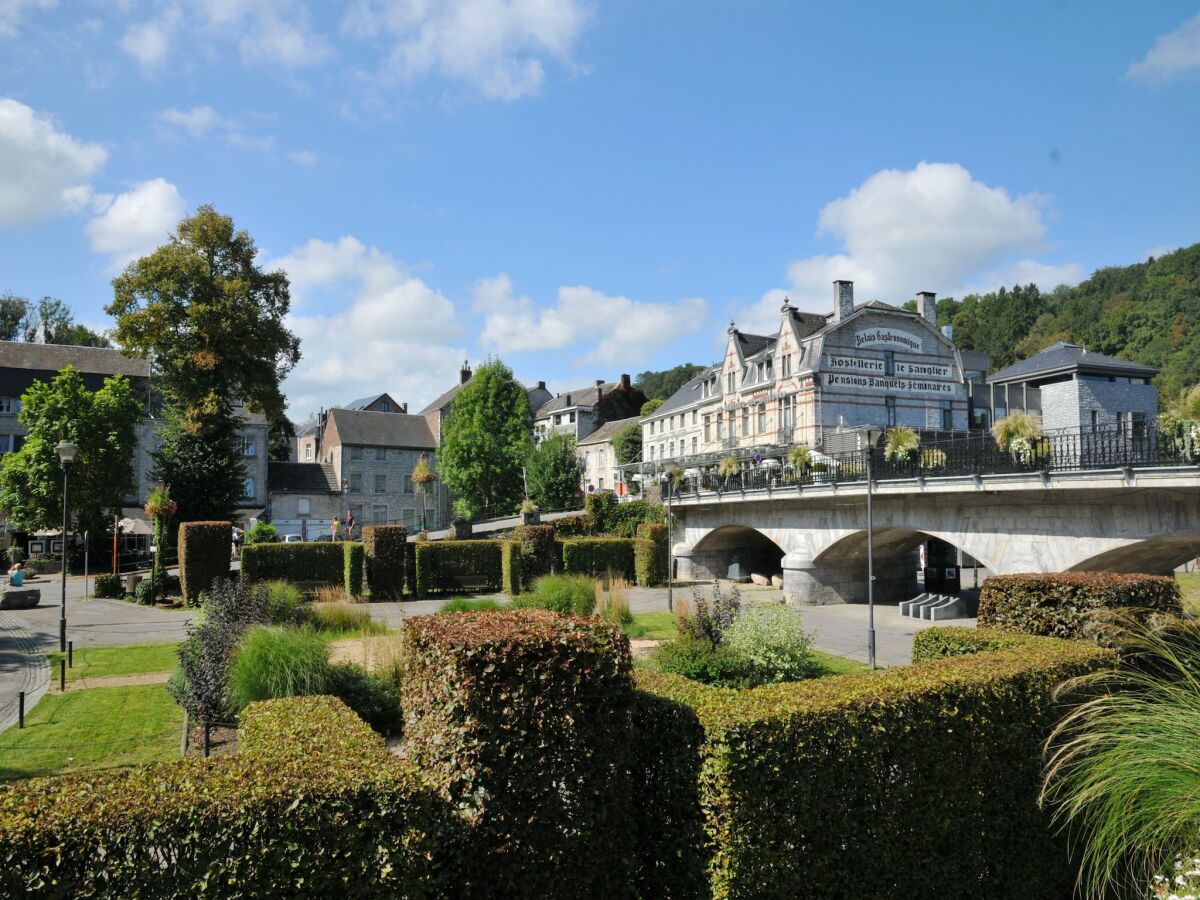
[631, 425, 1199, 498]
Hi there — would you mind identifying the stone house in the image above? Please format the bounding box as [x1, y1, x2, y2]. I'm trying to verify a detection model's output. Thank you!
[577, 416, 639, 494]
[533, 374, 646, 444]
[265, 461, 341, 539]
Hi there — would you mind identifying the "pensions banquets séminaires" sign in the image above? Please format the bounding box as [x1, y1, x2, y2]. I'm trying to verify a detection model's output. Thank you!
[823, 372, 957, 395]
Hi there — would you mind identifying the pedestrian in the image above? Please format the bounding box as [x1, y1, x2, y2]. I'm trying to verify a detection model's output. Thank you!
[332, 516, 340, 541]
[345, 510, 355, 539]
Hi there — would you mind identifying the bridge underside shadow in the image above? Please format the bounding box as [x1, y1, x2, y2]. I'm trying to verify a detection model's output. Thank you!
[780, 529, 936, 606]
[1068, 534, 1200, 574]
[683, 524, 785, 583]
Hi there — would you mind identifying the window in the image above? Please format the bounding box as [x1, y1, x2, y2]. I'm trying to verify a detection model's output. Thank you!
[757, 403, 767, 433]
[885, 396, 897, 427]
[350, 446, 362, 460]
[372, 504, 387, 524]
[554, 414, 562, 425]
[727, 371, 735, 392]
[1090, 410, 1100, 432]
[941, 399, 953, 431]
[380, 401, 391, 412]
[765, 359, 773, 380]
[349, 504, 363, 525]
[669, 440, 675, 458]
[568, 411, 576, 424]
[883, 351, 895, 377]
[598, 477, 605, 490]
[363, 447, 374, 460]
[780, 395, 795, 430]
[649, 420, 655, 436]
[691, 410, 698, 426]
[650, 444, 657, 460]
[304, 444, 313, 460]
[659, 443, 665, 460]
[703, 416, 711, 442]
[0, 397, 17, 415]
[349, 473, 362, 493]
[728, 413, 736, 439]
[237, 435, 256, 456]
[717, 413, 723, 439]
[243, 477, 255, 499]
[599, 449, 606, 467]
[402, 509, 416, 527]
[1124, 411, 1148, 440]
[404, 471, 414, 493]
[298, 498, 311, 516]
[782, 354, 791, 378]
[691, 436, 698, 455]
[375, 473, 386, 494]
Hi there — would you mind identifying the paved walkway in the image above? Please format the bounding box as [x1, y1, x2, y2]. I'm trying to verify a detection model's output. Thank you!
[0, 612, 50, 732]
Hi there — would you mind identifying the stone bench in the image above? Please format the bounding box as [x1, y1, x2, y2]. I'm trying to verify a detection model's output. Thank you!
[0, 588, 41, 610]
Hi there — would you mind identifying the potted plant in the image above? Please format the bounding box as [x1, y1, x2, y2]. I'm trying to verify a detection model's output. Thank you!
[520, 498, 541, 525]
[884, 426, 920, 463]
[717, 456, 740, 489]
[451, 498, 473, 539]
[992, 412, 1046, 467]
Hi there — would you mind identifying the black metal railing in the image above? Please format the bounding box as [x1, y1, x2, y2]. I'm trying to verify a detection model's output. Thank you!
[649, 425, 1198, 499]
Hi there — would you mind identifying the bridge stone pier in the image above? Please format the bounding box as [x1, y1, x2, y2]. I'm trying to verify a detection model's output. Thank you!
[669, 468, 1200, 605]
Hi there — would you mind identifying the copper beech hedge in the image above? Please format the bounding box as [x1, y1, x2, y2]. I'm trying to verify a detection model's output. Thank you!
[977, 572, 1182, 639]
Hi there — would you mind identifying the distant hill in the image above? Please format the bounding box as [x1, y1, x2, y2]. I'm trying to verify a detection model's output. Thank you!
[927, 243, 1200, 405]
[634, 363, 706, 401]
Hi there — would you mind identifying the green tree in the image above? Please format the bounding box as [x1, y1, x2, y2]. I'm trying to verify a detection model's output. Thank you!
[106, 204, 300, 431]
[267, 416, 293, 462]
[0, 294, 109, 346]
[634, 363, 705, 401]
[0, 366, 140, 541]
[641, 398, 665, 417]
[526, 433, 582, 510]
[152, 405, 245, 522]
[438, 359, 533, 518]
[0, 294, 30, 341]
[613, 421, 642, 466]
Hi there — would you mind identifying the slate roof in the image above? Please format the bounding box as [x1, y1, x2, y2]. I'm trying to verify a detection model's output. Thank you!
[419, 378, 547, 415]
[268, 462, 339, 494]
[988, 342, 1158, 385]
[577, 416, 640, 447]
[535, 381, 618, 417]
[650, 368, 717, 419]
[343, 393, 394, 411]
[0, 340, 148, 378]
[735, 332, 774, 358]
[326, 407, 437, 449]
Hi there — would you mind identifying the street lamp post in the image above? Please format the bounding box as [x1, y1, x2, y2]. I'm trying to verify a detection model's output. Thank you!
[664, 472, 674, 614]
[865, 447, 876, 670]
[56, 441, 78, 653]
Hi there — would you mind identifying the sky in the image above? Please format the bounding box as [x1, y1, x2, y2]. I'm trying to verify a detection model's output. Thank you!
[1, 1, 1199, 420]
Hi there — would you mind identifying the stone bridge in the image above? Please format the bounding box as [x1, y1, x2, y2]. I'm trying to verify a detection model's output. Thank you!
[670, 467, 1200, 605]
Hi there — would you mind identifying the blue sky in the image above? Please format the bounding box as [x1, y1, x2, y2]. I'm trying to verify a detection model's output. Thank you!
[1, 1, 1198, 419]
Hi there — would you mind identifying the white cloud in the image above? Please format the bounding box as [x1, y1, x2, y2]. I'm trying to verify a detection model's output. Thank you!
[1127, 13, 1200, 82]
[477, 274, 707, 365]
[0, 97, 107, 227]
[119, 7, 180, 68]
[274, 236, 463, 417]
[343, 0, 591, 101]
[156, 104, 278, 153]
[742, 161, 1081, 332]
[85, 178, 185, 268]
[0, 0, 56, 37]
[288, 148, 318, 167]
[158, 105, 223, 137]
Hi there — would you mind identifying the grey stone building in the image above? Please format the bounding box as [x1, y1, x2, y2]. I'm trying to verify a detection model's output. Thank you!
[265, 461, 341, 539]
[533, 374, 646, 444]
[577, 415, 639, 494]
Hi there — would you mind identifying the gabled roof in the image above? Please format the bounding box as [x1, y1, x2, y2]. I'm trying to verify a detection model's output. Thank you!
[988, 342, 1158, 385]
[268, 462, 339, 494]
[326, 408, 437, 449]
[735, 332, 774, 358]
[419, 378, 547, 415]
[786, 308, 828, 338]
[342, 392, 400, 411]
[535, 381, 618, 417]
[577, 416, 640, 447]
[0, 340, 148, 378]
[650, 367, 717, 419]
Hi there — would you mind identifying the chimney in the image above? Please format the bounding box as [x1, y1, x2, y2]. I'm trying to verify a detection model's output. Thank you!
[460, 359, 472, 385]
[619, 373, 631, 390]
[596, 380, 604, 404]
[833, 280, 854, 321]
[400, 402, 408, 413]
[917, 291, 937, 326]
[565, 393, 572, 406]
[537, 380, 546, 391]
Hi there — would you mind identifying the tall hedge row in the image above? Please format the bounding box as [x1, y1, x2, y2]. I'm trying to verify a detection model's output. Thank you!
[632, 638, 1112, 898]
[178, 521, 231, 606]
[240, 541, 347, 585]
[412, 540, 502, 596]
[0, 696, 448, 897]
[362, 525, 407, 599]
[560, 537, 635, 581]
[634, 522, 668, 586]
[977, 572, 1182, 639]
[500, 540, 523, 596]
[343, 542, 364, 598]
[513, 524, 556, 582]
[399, 610, 634, 897]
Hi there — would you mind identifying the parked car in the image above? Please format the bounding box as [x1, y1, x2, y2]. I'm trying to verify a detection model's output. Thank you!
[282, 534, 304, 543]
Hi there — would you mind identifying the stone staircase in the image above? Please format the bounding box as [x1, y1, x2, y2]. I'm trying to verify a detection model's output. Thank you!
[900, 592, 968, 621]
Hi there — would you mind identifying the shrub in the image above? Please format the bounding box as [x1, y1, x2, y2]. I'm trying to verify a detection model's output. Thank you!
[399, 609, 635, 897]
[362, 524, 407, 599]
[92, 572, 122, 599]
[633, 638, 1114, 898]
[884, 424, 920, 461]
[412, 539, 502, 595]
[343, 541, 364, 599]
[307, 603, 384, 635]
[500, 539, 523, 596]
[133, 577, 155, 606]
[513, 573, 596, 615]
[595, 575, 633, 626]
[264, 580, 308, 626]
[240, 541, 345, 585]
[0, 697, 446, 897]
[244, 522, 279, 545]
[912, 625, 1042, 662]
[652, 633, 755, 688]
[178, 520, 230, 606]
[561, 536, 635, 581]
[634, 522, 668, 586]
[723, 604, 820, 684]
[326, 663, 403, 737]
[584, 493, 664, 537]
[514, 524, 556, 581]
[226, 625, 331, 714]
[438, 597, 503, 614]
[676, 582, 741, 645]
[977, 573, 1183, 640]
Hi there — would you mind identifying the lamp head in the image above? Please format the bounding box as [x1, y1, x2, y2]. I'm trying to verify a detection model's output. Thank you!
[56, 441, 79, 465]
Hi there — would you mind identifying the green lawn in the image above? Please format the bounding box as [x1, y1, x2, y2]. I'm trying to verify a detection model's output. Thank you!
[624, 611, 677, 641]
[0, 684, 182, 779]
[812, 650, 871, 676]
[47, 642, 179, 683]
[1178, 572, 1200, 615]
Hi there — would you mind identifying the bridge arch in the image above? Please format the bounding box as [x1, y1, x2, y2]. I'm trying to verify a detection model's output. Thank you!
[689, 524, 785, 582]
[1067, 533, 1200, 574]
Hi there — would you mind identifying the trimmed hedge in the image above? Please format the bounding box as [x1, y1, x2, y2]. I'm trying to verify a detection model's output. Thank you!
[584, 493, 665, 537]
[632, 639, 1113, 898]
[412, 539, 502, 596]
[343, 542, 364, 598]
[977, 572, 1183, 639]
[362, 525, 407, 599]
[0, 696, 447, 897]
[561, 536, 635, 581]
[92, 572, 122, 599]
[912, 626, 1047, 662]
[513, 524, 556, 582]
[178, 521, 231, 605]
[500, 540, 523, 596]
[241, 541, 345, 585]
[635, 522, 668, 586]
[399, 610, 635, 897]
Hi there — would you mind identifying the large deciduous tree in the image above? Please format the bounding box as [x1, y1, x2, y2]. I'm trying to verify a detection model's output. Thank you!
[0, 294, 109, 346]
[438, 359, 532, 518]
[105, 205, 300, 520]
[526, 433, 582, 510]
[0, 366, 140, 540]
